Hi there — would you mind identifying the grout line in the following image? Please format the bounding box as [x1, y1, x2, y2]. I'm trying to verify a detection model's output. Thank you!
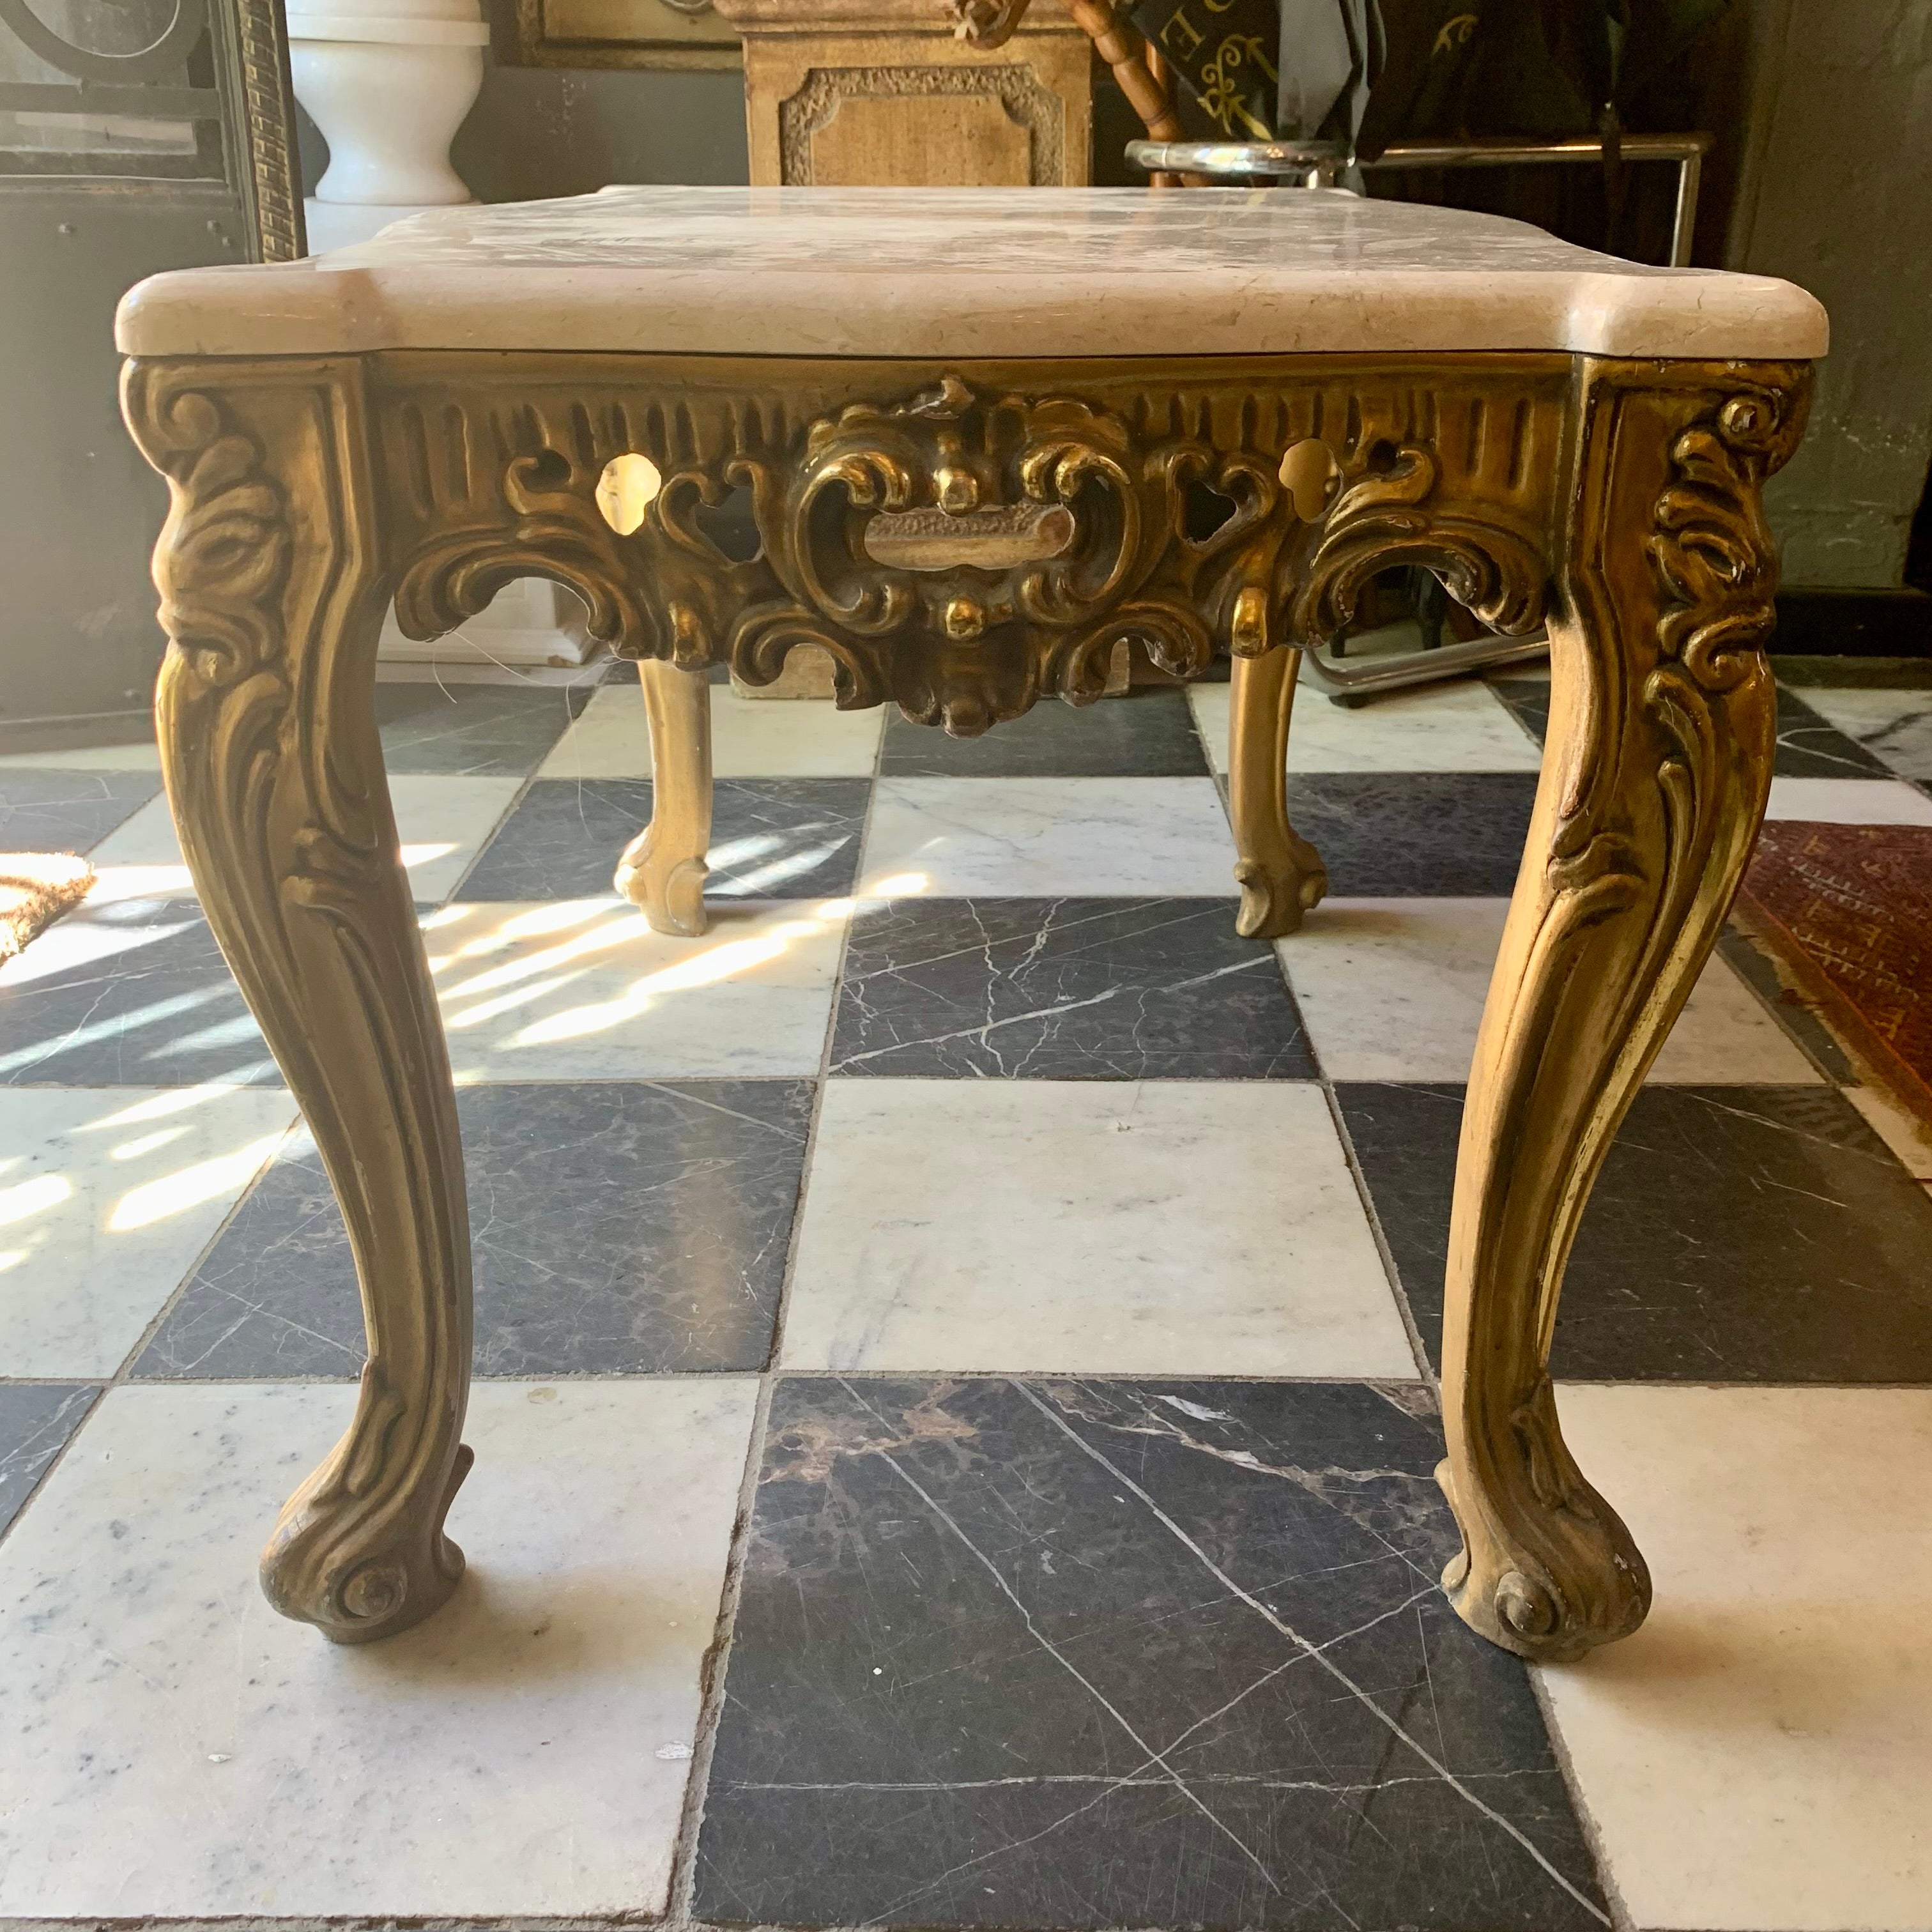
[0, 1385, 102, 1556]
[663, 1372, 775, 1926]
[760, 698, 885, 1382]
[435, 753, 553, 907]
[0, 680, 591, 1547]
[1526, 1664, 1638, 1932]
[415, 645, 611, 903]
[101, 1113, 310, 1389]
[0, 1101, 309, 1552]
[662, 681, 890, 1909]
[1321, 1080, 1439, 1391]
[1196, 682, 1441, 1391]
[10, 670, 1929, 1929]
[1713, 924, 1856, 1085]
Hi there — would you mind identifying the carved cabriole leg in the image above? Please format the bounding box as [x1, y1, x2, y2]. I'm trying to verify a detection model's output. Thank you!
[616, 659, 714, 936]
[122, 357, 473, 1644]
[1437, 358, 1813, 1662]
[1227, 647, 1328, 938]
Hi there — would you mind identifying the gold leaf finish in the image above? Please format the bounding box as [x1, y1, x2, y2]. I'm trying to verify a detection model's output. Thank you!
[1227, 648, 1328, 938]
[120, 345, 1811, 1659]
[1436, 359, 1811, 1662]
[123, 359, 474, 1645]
[367, 351, 1567, 736]
[617, 659, 714, 935]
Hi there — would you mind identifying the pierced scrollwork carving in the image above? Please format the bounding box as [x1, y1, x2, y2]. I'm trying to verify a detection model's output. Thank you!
[739, 374, 1218, 732]
[365, 352, 1571, 738]
[1291, 440, 1549, 643]
[392, 425, 657, 657]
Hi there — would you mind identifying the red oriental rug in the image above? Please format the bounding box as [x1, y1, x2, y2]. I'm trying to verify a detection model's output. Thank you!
[1736, 820, 1932, 1132]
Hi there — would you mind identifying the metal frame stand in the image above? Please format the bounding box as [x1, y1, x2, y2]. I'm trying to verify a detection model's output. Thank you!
[1126, 132, 1712, 702]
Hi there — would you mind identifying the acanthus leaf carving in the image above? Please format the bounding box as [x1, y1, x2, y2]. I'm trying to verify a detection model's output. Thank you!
[1647, 388, 1804, 694]
[134, 380, 293, 693]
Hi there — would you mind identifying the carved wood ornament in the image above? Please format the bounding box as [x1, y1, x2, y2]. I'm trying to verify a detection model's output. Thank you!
[120, 346, 1811, 1662]
[1439, 359, 1811, 1661]
[778, 65, 1066, 185]
[124, 358, 473, 1643]
[374, 353, 1561, 732]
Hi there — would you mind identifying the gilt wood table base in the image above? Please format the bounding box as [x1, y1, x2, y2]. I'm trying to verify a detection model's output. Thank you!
[118, 187, 1821, 1661]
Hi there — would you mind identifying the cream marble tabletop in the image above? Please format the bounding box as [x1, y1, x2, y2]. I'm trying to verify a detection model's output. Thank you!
[116, 184, 1827, 364]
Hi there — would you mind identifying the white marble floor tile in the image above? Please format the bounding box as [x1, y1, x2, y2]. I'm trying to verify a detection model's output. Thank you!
[425, 896, 847, 1079]
[1282, 898, 1821, 1084]
[1789, 686, 1932, 778]
[859, 777, 1237, 898]
[87, 774, 526, 903]
[1539, 1384, 1932, 1932]
[1764, 775, 1932, 825]
[1188, 677, 1541, 775]
[0, 1087, 298, 1377]
[0, 740, 160, 770]
[0, 1376, 756, 1919]
[781, 1079, 1416, 1377]
[539, 681, 884, 779]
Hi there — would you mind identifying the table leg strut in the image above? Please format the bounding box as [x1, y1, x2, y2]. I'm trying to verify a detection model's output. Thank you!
[1227, 647, 1328, 938]
[617, 658, 713, 937]
[126, 362, 475, 1643]
[1436, 369, 1799, 1661]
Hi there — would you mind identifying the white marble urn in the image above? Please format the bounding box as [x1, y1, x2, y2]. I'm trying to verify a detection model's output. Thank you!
[288, 0, 491, 255]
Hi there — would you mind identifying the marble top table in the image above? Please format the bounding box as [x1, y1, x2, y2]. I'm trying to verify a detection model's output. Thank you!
[119, 183, 1825, 361]
[117, 186, 1822, 1666]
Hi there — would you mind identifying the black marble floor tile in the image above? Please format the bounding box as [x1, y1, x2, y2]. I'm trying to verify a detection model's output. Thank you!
[1485, 677, 1548, 746]
[0, 770, 161, 854]
[696, 1376, 1606, 1932]
[1773, 654, 1932, 691]
[1483, 679, 1892, 779]
[373, 680, 592, 775]
[880, 689, 1209, 778]
[0, 900, 279, 1087]
[0, 1384, 97, 1537]
[1284, 773, 1540, 896]
[830, 897, 1315, 1078]
[457, 778, 870, 901]
[1771, 687, 1894, 777]
[1337, 1082, 1932, 1380]
[134, 1078, 812, 1378]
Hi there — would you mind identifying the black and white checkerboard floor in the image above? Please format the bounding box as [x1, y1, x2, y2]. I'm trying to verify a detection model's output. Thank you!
[2, 652, 1930, 1931]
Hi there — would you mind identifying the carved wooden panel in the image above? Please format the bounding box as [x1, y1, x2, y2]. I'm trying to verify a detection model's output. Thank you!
[778, 61, 1063, 185]
[726, 16, 1092, 187]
